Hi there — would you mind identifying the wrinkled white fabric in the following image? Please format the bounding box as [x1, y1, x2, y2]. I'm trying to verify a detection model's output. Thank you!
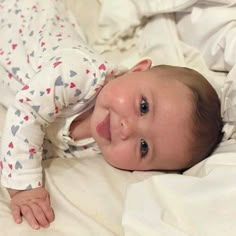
[176, 1, 236, 138]
[123, 150, 236, 236]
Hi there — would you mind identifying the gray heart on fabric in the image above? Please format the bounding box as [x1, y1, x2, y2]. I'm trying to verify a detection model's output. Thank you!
[15, 161, 23, 170]
[55, 76, 63, 86]
[11, 125, 19, 136]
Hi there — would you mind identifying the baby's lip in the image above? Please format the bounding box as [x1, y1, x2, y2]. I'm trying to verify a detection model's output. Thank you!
[96, 113, 111, 141]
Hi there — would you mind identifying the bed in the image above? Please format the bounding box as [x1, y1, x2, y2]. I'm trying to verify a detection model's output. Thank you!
[1, 0, 236, 235]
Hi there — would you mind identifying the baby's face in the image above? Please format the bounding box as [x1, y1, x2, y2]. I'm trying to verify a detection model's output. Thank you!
[91, 65, 194, 171]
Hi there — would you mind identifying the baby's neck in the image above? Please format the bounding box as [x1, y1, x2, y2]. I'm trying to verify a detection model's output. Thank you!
[69, 109, 93, 141]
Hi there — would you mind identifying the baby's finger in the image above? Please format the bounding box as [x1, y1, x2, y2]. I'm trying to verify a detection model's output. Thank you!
[38, 194, 54, 223]
[21, 204, 40, 230]
[30, 203, 50, 228]
[10, 204, 22, 224]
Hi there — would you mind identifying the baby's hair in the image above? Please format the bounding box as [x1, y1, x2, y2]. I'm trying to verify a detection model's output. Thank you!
[151, 65, 224, 168]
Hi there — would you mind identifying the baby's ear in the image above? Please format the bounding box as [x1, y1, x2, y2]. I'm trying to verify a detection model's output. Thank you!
[129, 59, 152, 72]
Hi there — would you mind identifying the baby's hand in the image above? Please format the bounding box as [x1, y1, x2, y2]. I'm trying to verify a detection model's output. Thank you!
[8, 187, 54, 230]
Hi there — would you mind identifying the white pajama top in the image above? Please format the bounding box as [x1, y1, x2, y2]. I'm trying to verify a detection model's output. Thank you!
[0, 0, 114, 190]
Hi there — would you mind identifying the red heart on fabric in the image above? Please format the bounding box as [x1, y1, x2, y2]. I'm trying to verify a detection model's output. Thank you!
[8, 142, 14, 148]
[22, 85, 29, 90]
[53, 61, 62, 68]
[29, 148, 36, 154]
[8, 164, 13, 169]
[12, 44, 18, 50]
[70, 82, 76, 88]
[46, 88, 51, 94]
[99, 64, 106, 71]
[24, 116, 29, 121]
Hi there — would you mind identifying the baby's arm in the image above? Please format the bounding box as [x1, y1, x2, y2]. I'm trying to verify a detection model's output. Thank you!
[1, 61, 64, 228]
[1, 51, 108, 227]
[7, 187, 54, 229]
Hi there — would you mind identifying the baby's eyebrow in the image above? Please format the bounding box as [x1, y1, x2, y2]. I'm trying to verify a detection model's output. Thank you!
[149, 90, 157, 162]
[150, 142, 156, 163]
[150, 89, 156, 117]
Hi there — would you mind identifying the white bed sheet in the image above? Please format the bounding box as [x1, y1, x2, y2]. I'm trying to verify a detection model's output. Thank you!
[1, 0, 236, 235]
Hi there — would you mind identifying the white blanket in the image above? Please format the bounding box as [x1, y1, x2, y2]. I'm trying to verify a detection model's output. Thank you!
[1, 0, 236, 235]
[95, 0, 236, 235]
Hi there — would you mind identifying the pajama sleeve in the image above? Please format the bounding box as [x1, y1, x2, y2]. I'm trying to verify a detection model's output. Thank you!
[0, 50, 108, 190]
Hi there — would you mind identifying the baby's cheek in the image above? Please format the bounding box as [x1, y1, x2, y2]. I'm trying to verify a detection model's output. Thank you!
[104, 143, 137, 169]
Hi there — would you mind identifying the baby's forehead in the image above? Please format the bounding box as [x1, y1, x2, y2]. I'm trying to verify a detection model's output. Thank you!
[150, 71, 194, 97]
[150, 82, 195, 160]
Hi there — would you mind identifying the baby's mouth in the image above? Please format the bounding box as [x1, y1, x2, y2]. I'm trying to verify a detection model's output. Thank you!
[96, 113, 111, 141]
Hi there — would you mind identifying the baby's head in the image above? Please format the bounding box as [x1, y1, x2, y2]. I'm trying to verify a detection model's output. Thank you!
[91, 59, 223, 171]
[149, 64, 224, 169]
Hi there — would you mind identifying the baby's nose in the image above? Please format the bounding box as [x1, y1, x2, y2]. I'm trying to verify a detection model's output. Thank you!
[120, 118, 135, 140]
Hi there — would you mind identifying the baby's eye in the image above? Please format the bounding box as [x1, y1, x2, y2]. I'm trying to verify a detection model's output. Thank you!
[140, 97, 149, 115]
[140, 139, 149, 158]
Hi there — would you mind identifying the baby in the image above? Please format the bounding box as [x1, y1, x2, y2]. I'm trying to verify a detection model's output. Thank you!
[0, 0, 223, 230]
